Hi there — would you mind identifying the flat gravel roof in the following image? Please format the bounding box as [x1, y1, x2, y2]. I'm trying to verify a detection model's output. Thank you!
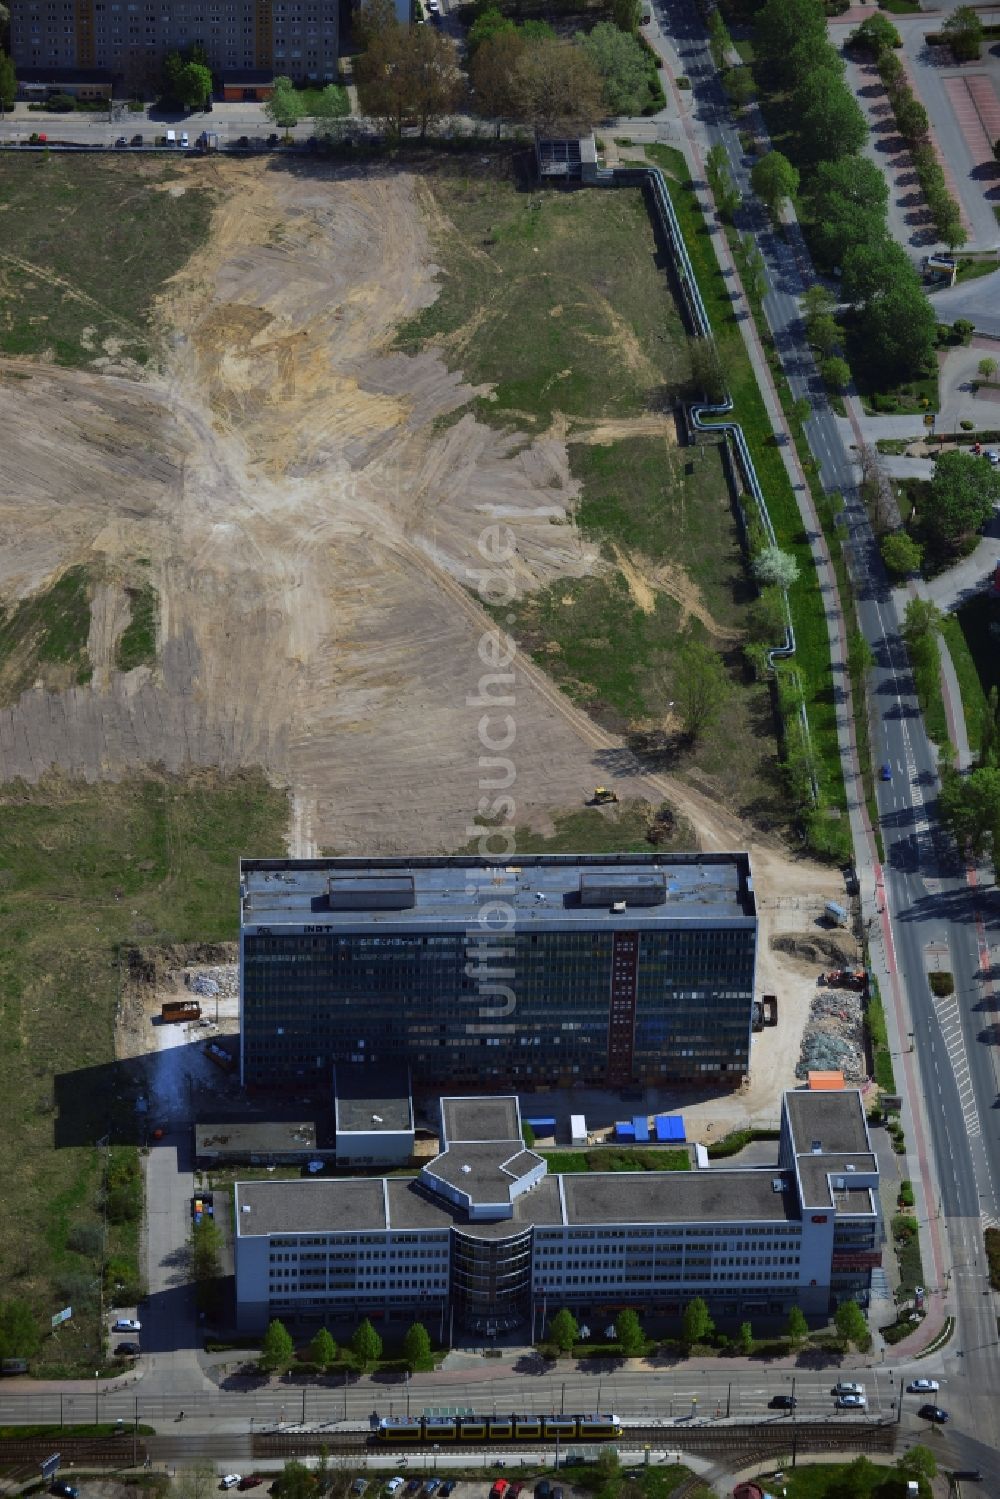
[441, 1096, 519, 1143]
[561, 1169, 799, 1225]
[241, 854, 756, 932]
[785, 1089, 870, 1156]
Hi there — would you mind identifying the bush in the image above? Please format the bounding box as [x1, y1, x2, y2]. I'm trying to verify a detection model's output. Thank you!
[960, 419, 975, 431]
[929, 970, 954, 996]
[898, 1178, 915, 1207]
[677, 76, 691, 88]
[47, 92, 77, 111]
[893, 1214, 918, 1240]
[67, 1223, 104, 1257]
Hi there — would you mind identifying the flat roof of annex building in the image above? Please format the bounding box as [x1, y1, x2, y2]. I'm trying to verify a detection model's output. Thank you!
[240, 854, 756, 934]
[785, 1088, 870, 1156]
[441, 1096, 520, 1144]
[334, 1062, 413, 1135]
[235, 1166, 801, 1239]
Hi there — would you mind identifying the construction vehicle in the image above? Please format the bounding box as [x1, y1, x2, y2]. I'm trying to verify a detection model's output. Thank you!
[161, 1000, 201, 1023]
[762, 994, 778, 1025]
[821, 968, 867, 991]
[590, 786, 619, 805]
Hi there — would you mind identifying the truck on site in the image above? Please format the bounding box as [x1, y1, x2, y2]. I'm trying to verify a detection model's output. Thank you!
[205, 1041, 237, 1073]
[821, 969, 866, 991]
[161, 1000, 202, 1023]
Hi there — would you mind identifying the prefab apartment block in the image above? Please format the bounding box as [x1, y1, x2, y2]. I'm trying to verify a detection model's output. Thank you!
[239, 854, 758, 1092]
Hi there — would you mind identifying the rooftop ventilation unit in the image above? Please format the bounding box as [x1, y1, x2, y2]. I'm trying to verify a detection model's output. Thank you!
[771, 1178, 783, 1193]
[834, 1177, 846, 1189]
[811, 1139, 822, 1154]
[579, 873, 667, 907]
[327, 875, 416, 911]
[461, 1164, 472, 1175]
[372, 1114, 384, 1124]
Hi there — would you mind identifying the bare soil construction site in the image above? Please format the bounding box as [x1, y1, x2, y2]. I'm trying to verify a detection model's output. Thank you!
[0, 155, 852, 1118]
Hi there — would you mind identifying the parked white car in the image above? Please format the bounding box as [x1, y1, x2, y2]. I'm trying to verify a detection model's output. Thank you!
[220, 1478, 242, 1491]
[386, 1481, 405, 1495]
[112, 1317, 141, 1332]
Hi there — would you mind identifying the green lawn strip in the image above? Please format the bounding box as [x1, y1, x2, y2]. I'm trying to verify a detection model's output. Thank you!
[940, 613, 988, 756]
[955, 593, 1000, 703]
[0, 563, 93, 703]
[292, 84, 350, 117]
[0, 771, 288, 1375]
[865, 980, 897, 1093]
[0, 157, 213, 367]
[116, 581, 159, 672]
[907, 624, 948, 745]
[756, 1462, 905, 1499]
[394, 171, 687, 431]
[540, 1147, 690, 1173]
[647, 144, 846, 840]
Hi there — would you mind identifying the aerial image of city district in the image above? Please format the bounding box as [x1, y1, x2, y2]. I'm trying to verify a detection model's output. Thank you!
[1, 0, 1000, 1494]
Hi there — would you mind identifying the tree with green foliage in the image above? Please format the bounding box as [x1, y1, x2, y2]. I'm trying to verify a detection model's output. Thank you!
[795, 69, 868, 161]
[979, 356, 998, 382]
[706, 141, 740, 223]
[351, 1317, 383, 1368]
[685, 334, 726, 403]
[737, 1320, 754, 1355]
[938, 203, 967, 252]
[980, 686, 1000, 767]
[849, 12, 901, 51]
[898, 1446, 937, 1484]
[807, 313, 841, 356]
[786, 1305, 808, 1343]
[724, 65, 755, 109]
[848, 628, 875, 682]
[467, 4, 515, 55]
[754, 0, 827, 85]
[751, 150, 799, 219]
[746, 586, 785, 646]
[0, 48, 15, 110]
[264, 75, 303, 128]
[842, 238, 936, 382]
[681, 1296, 714, 1348]
[616, 1307, 644, 1356]
[510, 37, 604, 133]
[895, 93, 929, 143]
[880, 531, 923, 578]
[802, 283, 837, 322]
[270, 1462, 319, 1499]
[175, 59, 212, 107]
[470, 29, 527, 128]
[807, 155, 889, 272]
[821, 355, 851, 393]
[309, 1327, 337, 1369]
[403, 1320, 433, 1371]
[925, 448, 1000, 553]
[260, 1317, 295, 1372]
[674, 637, 730, 742]
[548, 1307, 579, 1353]
[577, 21, 652, 116]
[942, 4, 983, 60]
[190, 1216, 223, 1284]
[707, 8, 732, 68]
[611, 0, 643, 36]
[940, 764, 1000, 859]
[833, 1297, 869, 1349]
[310, 83, 349, 129]
[0, 1299, 38, 1360]
[753, 545, 799, 589]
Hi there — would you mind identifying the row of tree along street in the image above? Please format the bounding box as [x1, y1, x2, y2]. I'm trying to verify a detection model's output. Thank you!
[253, 1298, 874, 1376]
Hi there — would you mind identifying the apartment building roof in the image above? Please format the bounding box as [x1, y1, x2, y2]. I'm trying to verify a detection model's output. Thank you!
[240, 854, 756, 933]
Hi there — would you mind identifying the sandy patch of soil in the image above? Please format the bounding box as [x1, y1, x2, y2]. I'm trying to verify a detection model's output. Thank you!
[0, 159, 849, 1123]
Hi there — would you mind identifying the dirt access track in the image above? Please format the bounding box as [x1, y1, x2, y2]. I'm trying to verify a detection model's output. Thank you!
[0, 158, 846, 974]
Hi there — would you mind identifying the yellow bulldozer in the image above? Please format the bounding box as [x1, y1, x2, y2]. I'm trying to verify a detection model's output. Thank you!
[590, 786, 619, 805]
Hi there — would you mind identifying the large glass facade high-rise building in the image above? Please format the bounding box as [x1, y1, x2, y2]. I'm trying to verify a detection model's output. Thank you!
[239, 854, 758, 1091]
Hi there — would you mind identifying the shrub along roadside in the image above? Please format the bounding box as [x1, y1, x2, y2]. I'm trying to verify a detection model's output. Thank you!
[875, 48, 964, 247]
[865, 979, 896, 1092]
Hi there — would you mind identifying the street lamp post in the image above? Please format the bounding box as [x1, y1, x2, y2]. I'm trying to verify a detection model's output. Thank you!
[94, 1371, 99, 1426]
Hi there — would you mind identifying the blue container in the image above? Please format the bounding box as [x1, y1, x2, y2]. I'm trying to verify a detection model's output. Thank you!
[615, 1122, 636, 1141]
[633, 1115, 650, 1143]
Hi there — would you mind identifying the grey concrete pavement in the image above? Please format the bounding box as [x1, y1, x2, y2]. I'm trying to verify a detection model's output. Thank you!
[898, 509, 1000, 612]
[142, 1131, 206, 1386]
[938, 635, 974, 769]
[930, 268, 1000, 339]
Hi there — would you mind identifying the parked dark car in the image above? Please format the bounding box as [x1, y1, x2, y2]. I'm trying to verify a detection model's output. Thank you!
[918, 1404, 949, 1423]
[238, 1480, 263, 1492]
[769, 1394, 796, 1409]
[950, 1473, 982, 1483]
[130, 133, 143, 145]
[115, 1341, 140, 1357]
[534, 1484, 551, 1499]
[439, 1485, 455, 1497]
[51, 1485, 79, 1499]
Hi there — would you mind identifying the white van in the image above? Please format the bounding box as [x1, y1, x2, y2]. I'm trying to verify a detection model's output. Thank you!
[165, 129, 177, 147]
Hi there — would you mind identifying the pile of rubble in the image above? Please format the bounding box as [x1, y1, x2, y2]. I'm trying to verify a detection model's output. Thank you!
[795, 982, 865, 1082]
[188, 965, 239, 1000]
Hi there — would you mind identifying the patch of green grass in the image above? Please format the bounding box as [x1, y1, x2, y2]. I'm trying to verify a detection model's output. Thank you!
[865, 980, 897, 1093]
[0, 771, 288, 1373]
[293, 84, 350, 117]
[0, 564, 93, 704]
[955, 255, 999, 285]
[395, 165, 688, 430]
[760, 1461, 901, 1499]
[540, 1147, 690, 1173]
[955, 592, 1000, 704]
[464, 799, 694, 856]
[942, 609, 991, 754]
[875, 438, 913, 455]
[116, 582, 158, 672]
[0, 157, 213, 366]
[879, 0, 921, 13]
[646, 143, 846, 834]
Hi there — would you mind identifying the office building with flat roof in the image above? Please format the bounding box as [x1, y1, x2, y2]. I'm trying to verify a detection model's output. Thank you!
[239, 854, 758, 1092]
[233, 1088, 880, 1335]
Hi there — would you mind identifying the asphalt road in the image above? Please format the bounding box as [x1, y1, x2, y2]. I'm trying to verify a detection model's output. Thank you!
[658, 0, 1000, 1473]
[928, 269, 1000, 338]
